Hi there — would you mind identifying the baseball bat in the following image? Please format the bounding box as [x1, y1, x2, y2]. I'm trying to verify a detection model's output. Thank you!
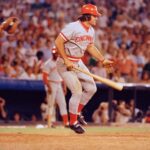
[73, 67, 123, 91]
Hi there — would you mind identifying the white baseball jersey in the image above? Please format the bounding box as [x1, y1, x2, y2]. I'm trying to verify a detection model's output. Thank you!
[42, 59, 62, 83]
[60, 20, 95, 59]
[42, 58, 68, 118]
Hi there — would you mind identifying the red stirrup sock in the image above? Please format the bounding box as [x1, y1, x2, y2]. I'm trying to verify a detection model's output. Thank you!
[62, 114, 69, 126]
[69, 113, 77, 125]
[78, 103, 84, 114]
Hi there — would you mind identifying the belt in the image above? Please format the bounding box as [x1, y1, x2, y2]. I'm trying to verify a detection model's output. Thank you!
[67, 55, 82, 62]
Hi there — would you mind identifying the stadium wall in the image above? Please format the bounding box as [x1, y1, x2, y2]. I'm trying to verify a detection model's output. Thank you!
[0, 79, 150, 122]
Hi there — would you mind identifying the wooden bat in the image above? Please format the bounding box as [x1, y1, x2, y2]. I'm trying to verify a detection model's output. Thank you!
[73, 67, 123, 91]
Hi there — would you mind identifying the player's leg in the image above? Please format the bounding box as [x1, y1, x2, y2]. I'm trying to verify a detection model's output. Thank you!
[77, 60, 97, 124]
[55, 84, 69, 127]
[61, 72, 82, 124]
[57, 58, 85, 133]
[61, 72, 85, 133]
[46, 83, 57, 127]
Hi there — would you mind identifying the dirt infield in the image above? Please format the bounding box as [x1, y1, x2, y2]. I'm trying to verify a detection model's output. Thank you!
[0, 123, 150, 150]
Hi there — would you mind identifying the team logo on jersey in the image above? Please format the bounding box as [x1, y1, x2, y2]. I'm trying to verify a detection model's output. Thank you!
[75, 35, 93, 43]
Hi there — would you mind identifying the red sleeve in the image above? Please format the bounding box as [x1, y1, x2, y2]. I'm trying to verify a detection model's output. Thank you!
[42, 72, 49, 85]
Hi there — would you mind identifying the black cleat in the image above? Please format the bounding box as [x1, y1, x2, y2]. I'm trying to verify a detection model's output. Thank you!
[78, 114, 87, 125]
[70, 123, 85, 134]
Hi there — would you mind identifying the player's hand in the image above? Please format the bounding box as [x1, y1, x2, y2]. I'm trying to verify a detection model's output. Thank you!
[102, 59, 114, 74]
[64, 59, 74, 71]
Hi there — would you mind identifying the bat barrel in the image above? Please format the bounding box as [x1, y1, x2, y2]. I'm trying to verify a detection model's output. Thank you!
[73, 67, 123, 91]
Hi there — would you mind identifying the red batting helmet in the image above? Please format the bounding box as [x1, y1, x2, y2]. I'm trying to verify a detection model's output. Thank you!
[81, 4, 101, 17]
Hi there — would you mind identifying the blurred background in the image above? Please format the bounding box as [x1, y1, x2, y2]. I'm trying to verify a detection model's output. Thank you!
[0, 0, 150, 125]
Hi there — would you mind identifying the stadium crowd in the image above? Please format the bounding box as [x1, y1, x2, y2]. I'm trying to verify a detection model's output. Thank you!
[0, 0, 150, 124]
[0, 0, 150, 83]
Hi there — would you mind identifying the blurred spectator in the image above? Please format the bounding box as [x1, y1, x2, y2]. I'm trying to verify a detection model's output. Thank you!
[40, 102, 48, 121]
[143, 57, 150, 74]
[13, 112, 21, 123]
[132, 48, 146, 78]
[127, 99, 143, 122]
[0, 97, 7, 122]
[0, 0, 149, 83]
[10, 60, 24, 78]
[139, 71, 150, 83]
[112, 68, 126, 82]
[115, 50, 138, 82]
[31, 114, 37, 123]
[144, 106, 150, 123]
[19, 66, 36, 80]
[92, 99, 119, 125]
[91, 61, 107, 78]
[92, 102, 109, 125]
[115, 100, 132, 124]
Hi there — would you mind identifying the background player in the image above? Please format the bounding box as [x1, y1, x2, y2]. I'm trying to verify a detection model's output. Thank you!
[42, 48, 69, 128]
[55, 3, 113, 134]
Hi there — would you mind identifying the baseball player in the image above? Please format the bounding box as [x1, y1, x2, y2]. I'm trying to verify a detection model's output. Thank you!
[55, 3, 113, 134]
[42, 49, 69, 128]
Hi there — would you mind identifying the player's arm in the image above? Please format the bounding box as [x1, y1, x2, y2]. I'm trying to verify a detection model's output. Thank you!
[87, 44, 114, 73]
[55, 35, 74, 70]
[42, 71, 52, 93]
[87, 44, 105, 62]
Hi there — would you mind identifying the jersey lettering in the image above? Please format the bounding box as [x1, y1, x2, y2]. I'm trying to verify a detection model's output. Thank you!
[75, 35, 93, 43]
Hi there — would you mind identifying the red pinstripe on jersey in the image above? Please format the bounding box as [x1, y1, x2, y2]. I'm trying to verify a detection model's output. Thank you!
[67, 55, 82, 62]
[60, 32, 68, 41]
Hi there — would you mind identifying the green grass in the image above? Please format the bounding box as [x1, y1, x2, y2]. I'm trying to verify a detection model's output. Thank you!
[0, 124, 150, 135]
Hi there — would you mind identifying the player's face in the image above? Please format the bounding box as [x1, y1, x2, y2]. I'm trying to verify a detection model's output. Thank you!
[89, 15, 98, 26]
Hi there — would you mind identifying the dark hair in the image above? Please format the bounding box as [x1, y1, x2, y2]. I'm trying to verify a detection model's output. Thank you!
[36, 51, 44, 60]
[11, 60, 18, 66]
[78, 14, 92, 21]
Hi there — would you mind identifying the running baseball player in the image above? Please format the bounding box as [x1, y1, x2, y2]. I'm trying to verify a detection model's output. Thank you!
[42, 49, 69, 128]
[55, 3, 113, 134]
